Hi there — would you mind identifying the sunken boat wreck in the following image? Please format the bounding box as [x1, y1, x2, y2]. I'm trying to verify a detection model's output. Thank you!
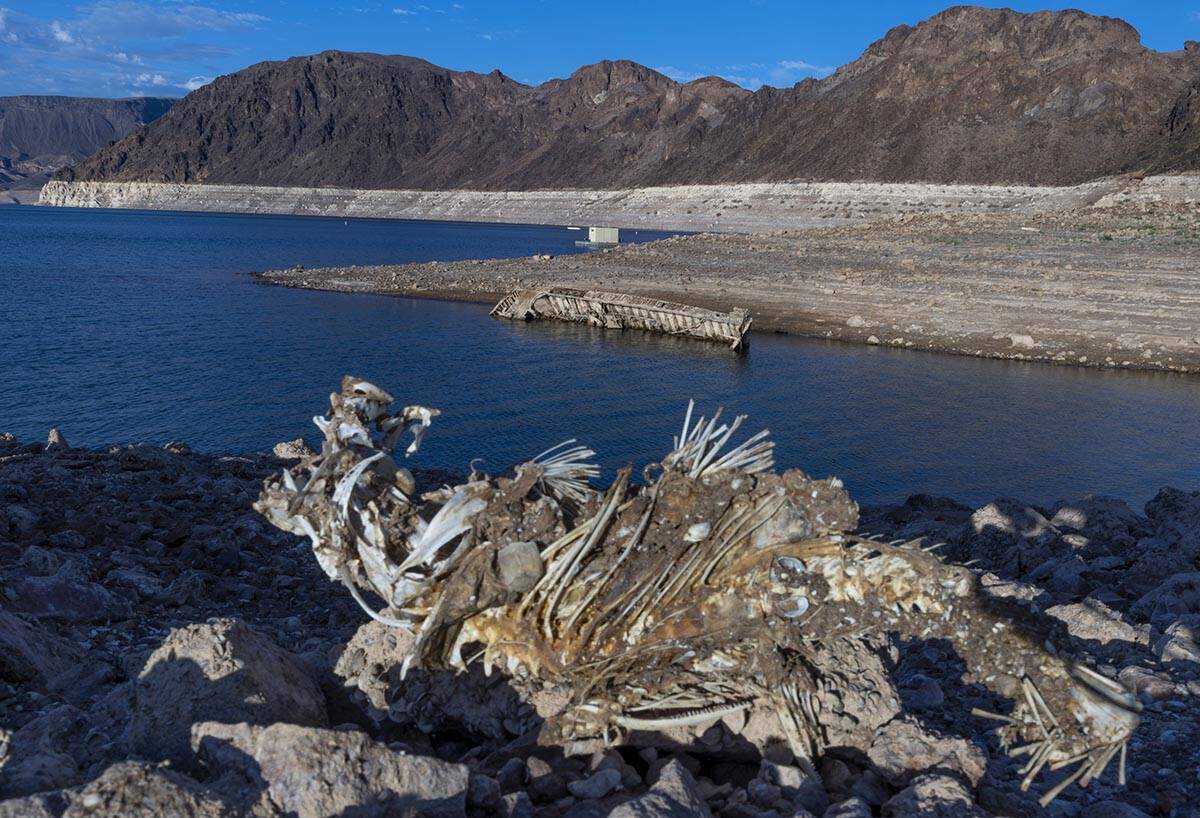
[491, 287, 753, 349]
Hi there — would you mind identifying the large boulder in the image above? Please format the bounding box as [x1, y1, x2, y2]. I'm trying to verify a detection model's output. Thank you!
[191, 721, 468, 818]
[128, 619, 327, 763]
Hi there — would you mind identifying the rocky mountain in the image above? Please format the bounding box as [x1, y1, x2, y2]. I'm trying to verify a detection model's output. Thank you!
[60, 6, 1200, 189]
[0, 96, 172, 193]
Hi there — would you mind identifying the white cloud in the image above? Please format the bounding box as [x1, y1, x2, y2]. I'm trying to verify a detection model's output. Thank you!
[182, 75, 211, 91]
[0, 2, 261, 96]
[656, 65, 706, 83]
[767, 59, 833, 85]
[0, 8, 16, 43]
[393, 7, 415, 14]
[50, 20, 74, 43]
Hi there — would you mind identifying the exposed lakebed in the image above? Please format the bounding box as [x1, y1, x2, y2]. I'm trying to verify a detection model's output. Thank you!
[3, 205, 1198, 506]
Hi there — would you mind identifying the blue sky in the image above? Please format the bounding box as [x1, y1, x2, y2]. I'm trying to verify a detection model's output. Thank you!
[1, 1, 1197, 98]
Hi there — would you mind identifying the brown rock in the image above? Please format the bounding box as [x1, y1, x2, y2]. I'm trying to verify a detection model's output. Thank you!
[867, 718, 987, 787]
[882, 774, 989, 817]
[128, 619, 328, 763]
[61, 761, 238, 818]
[191, 721, 468, 818]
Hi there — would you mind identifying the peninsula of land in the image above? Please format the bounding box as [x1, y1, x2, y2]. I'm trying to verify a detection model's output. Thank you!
[253, 174, 1200, 374]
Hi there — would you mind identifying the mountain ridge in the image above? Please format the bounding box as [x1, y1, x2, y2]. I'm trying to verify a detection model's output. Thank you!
[59, 6, 1200, 190]
[1, 96, 172, 192]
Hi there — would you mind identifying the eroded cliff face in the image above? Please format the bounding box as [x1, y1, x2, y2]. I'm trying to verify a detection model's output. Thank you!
[38, 175, 1122, 233]
[58, 8, 1200, 191]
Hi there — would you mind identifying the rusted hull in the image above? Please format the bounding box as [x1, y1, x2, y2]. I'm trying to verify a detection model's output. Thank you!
[491, 287, 752, 350]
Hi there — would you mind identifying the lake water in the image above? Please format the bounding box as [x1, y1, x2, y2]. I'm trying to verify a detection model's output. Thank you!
[3, 205, 1199, 507]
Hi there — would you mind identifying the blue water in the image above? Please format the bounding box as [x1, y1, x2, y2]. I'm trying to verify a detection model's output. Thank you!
[3, 205, 1199, 507]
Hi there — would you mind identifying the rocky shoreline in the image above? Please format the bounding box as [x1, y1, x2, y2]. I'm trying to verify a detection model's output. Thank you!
[258, 191, 1200, 374]
[2, 430, 1197, 817]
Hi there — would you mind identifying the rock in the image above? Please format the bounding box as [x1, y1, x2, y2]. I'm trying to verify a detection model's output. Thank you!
[824, 797, 872, 818]
[1131, 573, 1200, 631]
[334, 620, 533, 740]
[468, 773, 502, 811]
[1006, 333, 1036, 349]
[0, 705, 87, 797]
[567, 767, 622, 800]
[0, 610, 109, 699]
[1123, 489, 1200, 594]
[192, 721, 467, 817]
[1039, 555, 1090, 598]
[526, 756, 569, 803]
[497, 540, 544, 593]
[850, 770, 890, 808]
[882, 774, 989, 817]
[900, 674, 945, 710]
[1117, 665, 1178, 701]
[0, 791, 71, 818]
[1154, 615, 1200, 667]
[272, 438, 314, 459]
[607, 760, 713, 818]
[500, 791, 535, 818]
[1, 504, 37, 540]
[496, 756, 527, 793]
[1144, 488, 1200, 554]
[867, 718, 986, 787]
[129, 619, 328, 763]
[1049, 495, 1146, 551]
[952, 498, 1059, 570]
[846, 315, 868, 328]
[1045, 599, 1147, 649]
[8, 564, 133, 623]
[45, 428, 70, 452]
[747, 777, 782, 807]
[58, 761, 238, 818]
[866, 335, 880, 345]
[1086, 802, 1152, 818]
[593, 749, 642, 789]
[758, 759, 827, 814]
